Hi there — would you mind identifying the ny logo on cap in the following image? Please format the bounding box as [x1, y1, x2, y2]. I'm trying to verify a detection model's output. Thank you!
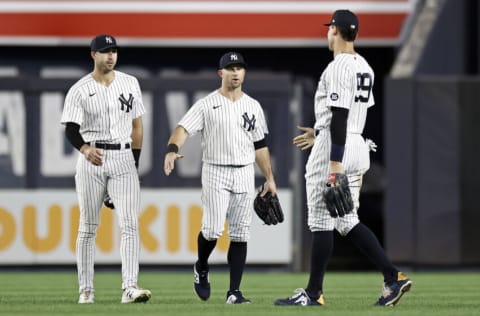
[105, 36, 113, 44]
[230, 54, 238, 61]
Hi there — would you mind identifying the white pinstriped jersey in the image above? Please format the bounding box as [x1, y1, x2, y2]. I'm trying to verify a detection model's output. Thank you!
[314, 53, 374, 134]
[60, 70, 146, 142]
[179, 89, 268, 165]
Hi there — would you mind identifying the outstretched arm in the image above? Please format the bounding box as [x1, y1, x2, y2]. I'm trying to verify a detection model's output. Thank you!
[163, 125, 189, 176]
[292, 125, 315, 150]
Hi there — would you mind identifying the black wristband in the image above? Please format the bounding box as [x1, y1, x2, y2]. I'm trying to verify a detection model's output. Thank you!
[330, 143, 345, 162]
[167, 143, 179, 153]
[132, 149, 141, 169]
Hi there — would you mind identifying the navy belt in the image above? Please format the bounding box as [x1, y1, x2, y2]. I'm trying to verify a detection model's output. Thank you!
[93, 142, 130, 150]
[315, 129, 321, 136]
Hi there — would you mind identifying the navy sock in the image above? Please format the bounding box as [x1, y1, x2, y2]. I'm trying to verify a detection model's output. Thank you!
[227, 241, 247, 291]
[306, 231, 334, 299]
[196, 232, 217, 271]
[346, 223, 398, 283]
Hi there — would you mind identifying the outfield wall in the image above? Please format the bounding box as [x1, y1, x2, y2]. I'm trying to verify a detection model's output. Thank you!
[0, 189, 292, 264]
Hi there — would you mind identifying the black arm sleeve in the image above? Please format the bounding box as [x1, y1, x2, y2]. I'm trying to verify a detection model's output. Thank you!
[330, 107, 348, 145]
[330, 107, 349, 162]
[254, 135, 267, 150]
[65, 122, 86, 151]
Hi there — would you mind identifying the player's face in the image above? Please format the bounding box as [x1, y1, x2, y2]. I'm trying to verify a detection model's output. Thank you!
[220, 65, 245, 90]
[93, 48, 118, 73]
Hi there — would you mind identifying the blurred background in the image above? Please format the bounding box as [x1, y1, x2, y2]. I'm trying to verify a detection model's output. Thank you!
[0, 0, 478, 271]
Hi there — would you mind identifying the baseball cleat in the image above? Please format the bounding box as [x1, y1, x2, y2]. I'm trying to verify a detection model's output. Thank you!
[226, 290, 251, 304]
[78, 290, 95, 304]
[193, 262, 211, 300]
[121, 286, 151, 303]
[274, 288, 324, 306]
[374, 272, 412, 306]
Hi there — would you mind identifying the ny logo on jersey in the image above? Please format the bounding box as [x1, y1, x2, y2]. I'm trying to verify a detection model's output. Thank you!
[119, 93, 134, 113]
[242, 112, 256, 131]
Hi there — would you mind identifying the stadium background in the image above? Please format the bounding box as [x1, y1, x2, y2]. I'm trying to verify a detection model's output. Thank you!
[0, 0, 478, 271]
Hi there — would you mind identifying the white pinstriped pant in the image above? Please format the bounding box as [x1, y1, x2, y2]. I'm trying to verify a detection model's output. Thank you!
[74, 147, 140, 291]
[201, 163, 255, 242]
[306, 129, 370, 235]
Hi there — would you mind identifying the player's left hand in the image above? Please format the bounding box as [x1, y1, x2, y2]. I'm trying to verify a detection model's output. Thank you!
[260, 179, 277, 197]
[323, 173, 354, 217]
[164, 152, 184, 176]
[293, 126, 315, 150]
[253, 186, 284, 225]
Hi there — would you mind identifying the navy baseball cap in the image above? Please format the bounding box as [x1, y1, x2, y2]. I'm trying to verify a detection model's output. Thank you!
[218, 52, 247, 69]
[324, 10, 359, 31]
[90, 34, 118, 52]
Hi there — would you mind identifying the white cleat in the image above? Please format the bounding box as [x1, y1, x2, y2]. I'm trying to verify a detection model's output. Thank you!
[121, 286, 152, 304]
[78, 290, 95, 304]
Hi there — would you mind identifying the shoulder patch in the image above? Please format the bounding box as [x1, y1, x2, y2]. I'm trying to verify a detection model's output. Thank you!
[330, 93, 339, 101]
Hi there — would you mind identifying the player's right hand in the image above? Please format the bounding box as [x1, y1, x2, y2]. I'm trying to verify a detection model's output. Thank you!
[82, 146, 103, 166]
[163, 152, 184, 176]
[293, 126, 315, 150]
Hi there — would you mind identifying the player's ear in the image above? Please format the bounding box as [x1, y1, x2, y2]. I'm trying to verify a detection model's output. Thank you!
[217, 69, 223, 78]
[333, 25, 340, 36]
[90, 51, 96, 59]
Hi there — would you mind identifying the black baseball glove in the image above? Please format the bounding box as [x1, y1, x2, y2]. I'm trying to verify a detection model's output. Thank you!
[103, 193, 115, 209]
[323, 173, 354, 217]
[253, 190, 284, 225]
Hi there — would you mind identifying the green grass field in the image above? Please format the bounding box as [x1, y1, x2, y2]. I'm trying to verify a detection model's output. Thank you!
[0, 270, 479, 316]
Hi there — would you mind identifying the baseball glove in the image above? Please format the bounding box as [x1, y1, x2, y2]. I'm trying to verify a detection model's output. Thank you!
[253, 189, 284, 225]
[323, 173, 354, 217]
[103, 193, 115, 209]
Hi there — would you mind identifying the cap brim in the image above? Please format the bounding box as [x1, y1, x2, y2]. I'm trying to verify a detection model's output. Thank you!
[93, 44, 118, 52]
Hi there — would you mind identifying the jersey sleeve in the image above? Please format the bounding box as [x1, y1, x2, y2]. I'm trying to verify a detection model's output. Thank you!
[60, 87, 84, 125]
[132, 77, 146, 118]
[178, 99, 204, 136]
[326, 63, 355, 110]
[252, 102, 268, 142]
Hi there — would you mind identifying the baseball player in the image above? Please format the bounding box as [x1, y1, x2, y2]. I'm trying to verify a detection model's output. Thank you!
[274, 10, 412, 306]
[164, 52, 277, 304]
[61, 34, 151, 304]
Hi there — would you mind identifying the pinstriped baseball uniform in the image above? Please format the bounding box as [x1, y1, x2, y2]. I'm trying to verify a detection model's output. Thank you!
[179, 90, 268, 242]
[306, 53, 374, 235]
[61, 70, 146, 291]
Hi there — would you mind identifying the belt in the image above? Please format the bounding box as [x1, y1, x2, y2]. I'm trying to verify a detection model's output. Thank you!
[92, 142, 130, 150]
